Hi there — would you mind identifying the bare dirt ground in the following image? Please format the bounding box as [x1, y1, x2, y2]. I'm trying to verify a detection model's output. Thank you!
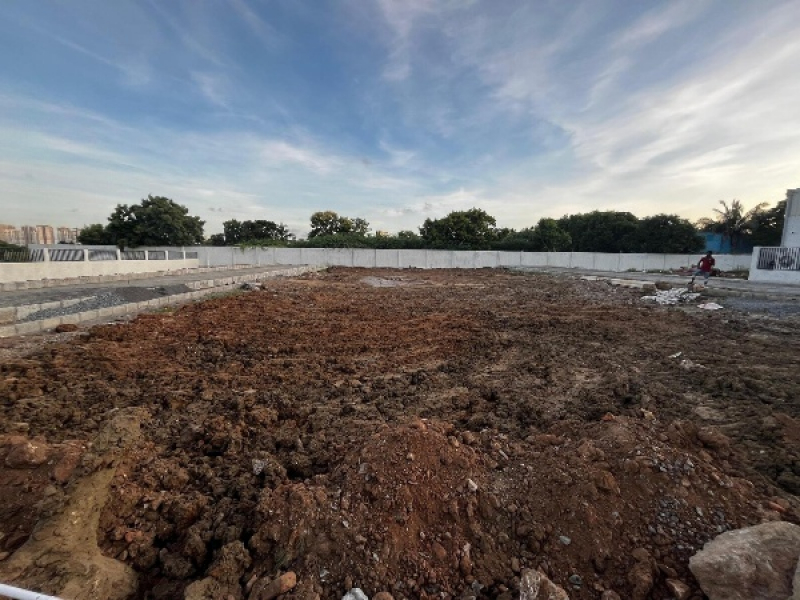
[0, 268, 798, 600]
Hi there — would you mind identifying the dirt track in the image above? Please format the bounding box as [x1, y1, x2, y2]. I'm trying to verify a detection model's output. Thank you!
[0, 268, 798, 599]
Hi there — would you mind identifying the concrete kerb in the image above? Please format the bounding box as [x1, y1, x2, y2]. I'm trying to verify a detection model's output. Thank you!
[0, 265, 325, 338]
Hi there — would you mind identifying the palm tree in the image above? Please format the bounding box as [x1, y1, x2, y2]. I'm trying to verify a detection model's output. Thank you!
[697, 199, 768, 251]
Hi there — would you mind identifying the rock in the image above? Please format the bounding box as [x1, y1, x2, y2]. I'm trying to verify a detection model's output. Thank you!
[558, 535, 571, 546]
[689, 521, 800, 600]
[567, 574, 582, 587]
[511, 557, 520, 573]
[631, 547, 651, 563]
[519, 568, 569, 600]
[696, 427, 731, 456]
[600, 592, 621, 600]
[793, 560, 800, 600]
[665, 579, 691, 600]
[626, 561, 654, 600]
[432, 541, 447, 562]
[250, 571, 297, 600]
[206, 541, 251, 584]
[54, 323, 78, 333]
[466, 478, 479, 492]
[342, 589, 368, 600]
[372, 593, 394, 600]
[5, 440, 49, 468]
[459, 553, 473, 576]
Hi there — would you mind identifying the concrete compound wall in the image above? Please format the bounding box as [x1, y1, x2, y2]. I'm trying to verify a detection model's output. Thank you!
[1, 257, 199, 284]
[193, 246, 753, 272]
[748, 246, 800, 284]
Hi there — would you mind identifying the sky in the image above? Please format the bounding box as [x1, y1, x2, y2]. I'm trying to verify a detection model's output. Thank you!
[1, 0, 799, 238]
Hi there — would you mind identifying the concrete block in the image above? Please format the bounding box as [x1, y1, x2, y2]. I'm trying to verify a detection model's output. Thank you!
[428, 250, 455, 269]
[474, 251, 500, 268]
[97, 307, 115, 318]
[520, 252, 548, 267]
[16, 304, 41, 320]
[40, 317, 63, 330]
[14, 321, 42, 335]
[60, 313, 81, 325]
[0, 324, 17, 338]
[593, 254, 620, 271]
[375, 250, 400, 268]
[569, 253, 595, 269]
[300, 248, 328, 265]
[546, 252, 572, 268]
[0, 307, 15, 325]
[399, 250, 427, 268]
[497, 252, 522, 267]
[327, 248, 355, 267]
[274, 248, 303, 265]
[40, 300, 61, 312]
[77, 310, 100, 322]
[352, 249, 377, 268]
[618, 254, 647, 272]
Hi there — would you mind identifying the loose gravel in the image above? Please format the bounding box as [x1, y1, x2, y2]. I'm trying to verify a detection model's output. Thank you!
[722, 297, 800, 319]
[19, 285, 192, 323]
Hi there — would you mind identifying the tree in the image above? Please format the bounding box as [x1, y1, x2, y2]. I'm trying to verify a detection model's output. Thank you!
[419, 208, 499, 249]
[77, 223, 112, 245]
[631, 214, 703, 253]
[308, 211, 369, 238]
[749, 200, 786, 247]
[557, 211, 639, 252]
[697, 199, 768, 251]
[105, 195, 204, 248]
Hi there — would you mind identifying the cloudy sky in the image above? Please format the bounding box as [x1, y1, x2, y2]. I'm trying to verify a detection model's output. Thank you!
[1, 0, 799, 238]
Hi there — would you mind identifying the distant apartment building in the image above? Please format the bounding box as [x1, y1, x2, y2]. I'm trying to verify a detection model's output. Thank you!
[1, 223, 83, 245]
[19, 226, 38, 245]
[57, 226, 81, 244]
[0, 224, 20, 245]
[36, 225, 55, 245]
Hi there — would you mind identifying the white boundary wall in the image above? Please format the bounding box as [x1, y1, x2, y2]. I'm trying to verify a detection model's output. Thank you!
[194, 247, 752, 272]
[748, 246, 800, 284]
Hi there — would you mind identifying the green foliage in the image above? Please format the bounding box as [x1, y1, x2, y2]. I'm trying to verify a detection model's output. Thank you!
[105, 195, 204, 248]
[493, 219, 571, 251]
[749, 200, 786, 247]
[77, 223, 112, 245]
[557, 211, 639, 252]
[308, 211, 369, 238]
[419, 208, 500, 249]
[631, 214, 703, 253]
[219, 219, 293, 245]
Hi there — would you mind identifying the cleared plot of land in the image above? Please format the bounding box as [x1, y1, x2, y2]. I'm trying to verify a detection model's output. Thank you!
[0, 268, 798, 600]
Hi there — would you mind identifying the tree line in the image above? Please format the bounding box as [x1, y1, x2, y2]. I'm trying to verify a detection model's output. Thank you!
[77, 195, 787, 253]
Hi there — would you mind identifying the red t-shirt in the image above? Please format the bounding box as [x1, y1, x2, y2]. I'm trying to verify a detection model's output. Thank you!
[698, 256, 715, 272]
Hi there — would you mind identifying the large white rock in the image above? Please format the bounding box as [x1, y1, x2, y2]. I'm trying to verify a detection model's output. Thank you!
[689, 521, 800, 600]
[519, 568, 569, 600]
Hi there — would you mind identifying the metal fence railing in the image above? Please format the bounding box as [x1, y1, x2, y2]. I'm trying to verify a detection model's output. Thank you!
[185, 251, 198, 259]
[0, 248, 46, 262]
[48, 248, 85, 262]
[120, 250, 146, 260]
[147, 250, 167, 260]
[167, 250, 184, 260]
[88, 249, 118, 261]
[757, 247, 800, 271]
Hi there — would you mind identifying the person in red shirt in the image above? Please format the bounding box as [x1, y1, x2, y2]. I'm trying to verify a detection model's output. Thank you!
[691, 251, 716, 286]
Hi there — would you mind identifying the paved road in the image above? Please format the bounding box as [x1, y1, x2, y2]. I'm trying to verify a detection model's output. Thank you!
[0, 265, 300, 308]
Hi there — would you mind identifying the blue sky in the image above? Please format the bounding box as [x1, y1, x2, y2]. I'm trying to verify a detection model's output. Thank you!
[1, 0, 799, 238]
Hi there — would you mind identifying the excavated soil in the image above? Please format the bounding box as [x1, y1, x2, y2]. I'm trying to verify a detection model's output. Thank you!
[0, 268, 799, 600]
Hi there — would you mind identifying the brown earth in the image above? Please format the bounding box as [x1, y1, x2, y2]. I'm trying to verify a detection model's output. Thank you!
[0, 268, 798, 600]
